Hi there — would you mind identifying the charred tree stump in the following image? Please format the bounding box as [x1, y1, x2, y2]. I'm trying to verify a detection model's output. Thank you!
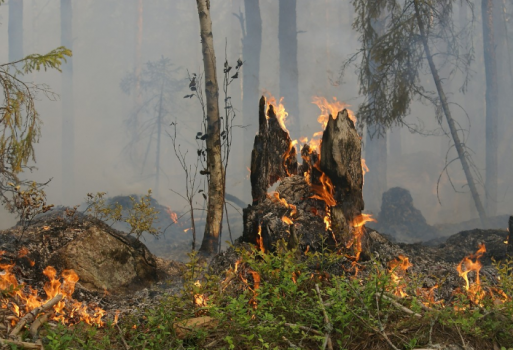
[250, 96, 298, 204]
[320, 110, 366, 254]
[243, 97, 367, 258]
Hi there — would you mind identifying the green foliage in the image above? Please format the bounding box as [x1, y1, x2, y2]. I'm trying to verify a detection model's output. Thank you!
[346, 0, 474, 135]
[0, 45, 71, 206]
[85, 190, 159, 241]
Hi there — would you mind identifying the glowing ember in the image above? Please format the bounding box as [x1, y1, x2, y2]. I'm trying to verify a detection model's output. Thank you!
[193, 280, 208, 307]
[388, 255, 412, 297]
[165, 207, 178, 224]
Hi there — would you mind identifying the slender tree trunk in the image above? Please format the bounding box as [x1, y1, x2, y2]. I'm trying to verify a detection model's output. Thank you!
[243, 0, 262, 202]
[389, 125, 401, 159]
[133, 0, 143, 141]
[363, 13, 387, 214]
[155, 84, 164, 196]
[196, 0, 224, 256]
[8, 0, 23, 63]
[413, 0, 488, 226]
[61, 0, 74, 204]
[278, 0, 300, 136]
[481, 0, 499, 216]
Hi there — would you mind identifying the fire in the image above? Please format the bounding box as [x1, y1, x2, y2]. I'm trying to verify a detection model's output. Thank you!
[271, 192, 297, 217]
[256, 224, 265, 253]
[311, 96, 355, 129]
[457, 243, 486, 305]
[193, 280, 208, 308]
[282, 216, 294, 225]
[165, 207, 178, 224]
[348, 214, 377, 261]
[361, 159, 369, 184]
[310, 172, 336, 207]
[264, 92, 289, 133]
[0, 256, 107, 327]
[388, 255, 413, 297]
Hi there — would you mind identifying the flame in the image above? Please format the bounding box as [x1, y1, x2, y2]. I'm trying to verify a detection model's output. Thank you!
[271, 192, 297, 217]
[312, 96, 355, 129]
[282, 216, 294, 225]
[193, 280, 208, 308]
[348, 214, 377, 261]
[310, 172, 336, 207]
[264, 92, 289, 133]
[256, 225, 265, 253]
[388, 255, 412, 297]
[165, 207, 178, 224]
[361, 159, 369, 184]
[0, 260, 107, 327]
[184, 228, 192, 233]
[457, 243, 486, 305]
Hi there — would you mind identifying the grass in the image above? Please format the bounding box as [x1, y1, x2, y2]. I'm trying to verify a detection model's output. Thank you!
[9, 244, 513, 350]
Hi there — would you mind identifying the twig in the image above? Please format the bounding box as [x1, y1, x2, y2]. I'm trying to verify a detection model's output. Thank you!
[284, 322, 323, 336]
[379, 293, 421, 318]
[116, 324, 130, 350]
[282, 336, 299, 348]
[10, 294, 63, 339]
[0, 338, 42, 349]
[29, 311, 53, 340]
[314, 284, 333, 350]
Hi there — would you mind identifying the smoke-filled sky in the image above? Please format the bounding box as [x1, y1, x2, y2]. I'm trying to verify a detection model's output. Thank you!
[0, 0, 511, 233]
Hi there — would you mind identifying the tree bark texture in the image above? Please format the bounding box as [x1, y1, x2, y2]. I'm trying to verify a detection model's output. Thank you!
[196, 0, 224, 256]
[413, 0, 488, 226]
[8, 0, 24, 63]
[61, 0, 74, 204]
[278, 0, 300, 137]
[243, 0, 262, 201]
[250, 96, 298, 204]
[482, 0, 499, 216]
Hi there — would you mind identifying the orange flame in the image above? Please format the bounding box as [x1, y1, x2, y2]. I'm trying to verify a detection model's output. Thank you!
[165, 207, 178, 224]
[264, 92, 289, 133]
[312, 96, 355, 129]
[282, 216, 294, 225]
[348, 214, 377, 261]
[256, 225, 265, 253]
[457, 243, 486, 305]
[362, 159, 369, 184]
[310, 172, 336, 207]
[388, 255, 412, 297]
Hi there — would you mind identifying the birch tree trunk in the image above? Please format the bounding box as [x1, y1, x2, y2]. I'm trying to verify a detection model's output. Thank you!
[196, 0, 224, 256]
[413, 0, 488, 226]
[8, 0, 24, 63]
[482, 0, 499, 216]
[61, 0, 74, 204]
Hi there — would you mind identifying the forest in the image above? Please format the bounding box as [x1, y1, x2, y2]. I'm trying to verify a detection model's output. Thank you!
[0, 0, 512, 349]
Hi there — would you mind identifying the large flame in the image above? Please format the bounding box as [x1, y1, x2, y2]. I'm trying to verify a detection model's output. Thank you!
[312, 96, 355, 129]
[0, 252, 107, 327]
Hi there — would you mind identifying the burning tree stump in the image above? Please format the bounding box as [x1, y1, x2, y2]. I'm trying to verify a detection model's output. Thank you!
[243, 97, 368, 258]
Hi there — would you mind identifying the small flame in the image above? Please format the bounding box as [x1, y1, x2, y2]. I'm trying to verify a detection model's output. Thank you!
[456, 244, 486, 305]
[312, 96, 355, 130]
[361, 159, 369, 184]
[165, 207, 178, 224]
[264, 92, 289, 133]
[388, 255, 412, 297]
[282, 216, 294, 225]
[256, 225, 265, 253]
[348, 214, 377, 261]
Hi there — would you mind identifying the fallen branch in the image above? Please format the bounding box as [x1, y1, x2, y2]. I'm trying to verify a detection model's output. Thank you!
[10, 294, 63, 339]
[0, 337, 43, 349]
[29, 311, 53, 340]
[379, 293, 421, 318]
[282, 336, 299, 348]
[315, 284, 333, 350]
[116, 324, 130, 350]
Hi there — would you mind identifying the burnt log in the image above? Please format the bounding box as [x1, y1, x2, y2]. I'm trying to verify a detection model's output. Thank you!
[250, 96, 298, 204]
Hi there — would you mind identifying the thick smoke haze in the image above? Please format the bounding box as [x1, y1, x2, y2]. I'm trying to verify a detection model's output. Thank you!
[0, 1, 511, 242]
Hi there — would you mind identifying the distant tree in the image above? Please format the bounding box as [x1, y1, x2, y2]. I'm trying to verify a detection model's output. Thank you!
[8, 0, 23, 63]
[195, 0, 225, 256]
[346, 0, 488, 225]
[61, 0, 75, 204]
[279, 0, 300, 136]
[120, 56, 183, 194]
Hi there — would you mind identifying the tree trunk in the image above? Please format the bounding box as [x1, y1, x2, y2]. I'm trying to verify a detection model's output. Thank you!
[133, 0, 143, 141]
[61, 0, 74, 204]
[278, 0, 300, 137]
[363, 12, 387, 214]
[8, 0, 24, 63]
[243, 0, 262, 202]
[413, 0, 488, 226]
[482, 0, 499, 217]
[196, 0, 224, 256]
[155, 84, 164, 196]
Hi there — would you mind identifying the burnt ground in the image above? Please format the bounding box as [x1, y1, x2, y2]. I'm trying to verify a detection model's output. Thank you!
[0, 208, 509, 328]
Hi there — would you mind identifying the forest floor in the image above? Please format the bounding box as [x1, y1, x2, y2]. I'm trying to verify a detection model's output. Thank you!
[1, 225, 513, 350]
